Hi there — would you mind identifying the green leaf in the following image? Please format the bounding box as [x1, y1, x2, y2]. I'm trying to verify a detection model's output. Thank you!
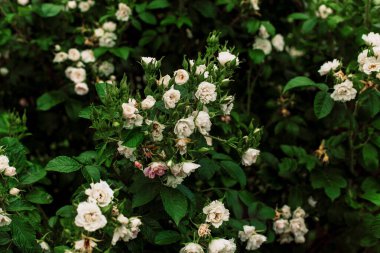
[287, 12, 310, 21]
[124, 132, 145, 148]
[37, 91, 66, 111]
[302, 18, 318, 33]
[78, 106, 92, 119]
[197, 157, 220, 180]
[160, 187, 187, 226]
[38, 3, 63, 17]
[261, 21, 276, 35]
[132, 183, 160, 208]
[93, 47, 108, 58]
[220, 160, 247, 188]
[147, 0, 170, 9]
[109, 47, 131, 60]
[82, 165, 101, 182]
[361, 192, 380, 206]
[7, 200, 36, 212]
[0, 232, 10, 245]
[311, 170, 347, 201]
[160, 15, 177, 26]
[248, 49, 266, 64]
[45, 156, 81, 173]
[362, 144, 379, 171]
[154, 230, 181, 245]
[283, 76, 316, 93]
[194, 0, 217, 18]
[56, 205, 75, 218]
[95, 83, 107, 104]
[25, 189, 53, 204]
[314, 91, 334, 119]
[11, 217, 37, 252]
[246, 19, 260, 34]
[139, 12, 157, 25]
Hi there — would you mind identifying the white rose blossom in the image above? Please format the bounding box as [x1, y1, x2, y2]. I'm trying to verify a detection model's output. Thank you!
[53, 52, 68, 63]
[195, 82, 217, 104]
[78, 1, 90, 12]
[281, 205, 292, 219]
[74, 239, 97, 252]
[0, 208, 11, 227]
[293, 207, 306, 218]
[203, 200, 230, 228]
[253, 38, 272, 55]
[289, 218, 308, 238]
[174, 69, 189, 85]
[112, 216, 142, 245]
[17, 0, 29, 5]
[81, 49, 95, 63]
[316, 4, 333, 19]
[102, 22, 117, 32]
[4, 166, 16, 177]
[330, 79, 357, 102]
[99, 32, 117, 48]
[98, 61, 115, 76]
[116, 3, 132, 22]
[272, 34, 285, 52]
[122, 102, 138, 119]
[220, 96, 234, 115]
[194, 111, 212, 136]
[246, 234, 267, 251]
[165, 175, 184, 188]
[74, 201, 107, 232]
[217, 51, 239, 66]
[141, 95, 156, 110]
[174, 116, 195, 138]
[0, 155, 10, 172]
[180, 243, 204, 253]
[362, 57, 380, 74]
[250, 0, 260, 10]
[9, 187, 20, 196]
[308, 196, 317, 208]
[39, 241, 50, 251]
[157, 74, 171, 88]
[273, 219, 290, 234]
[69, 67, 86, 83]
[170, 162, 200, 178]
[208, 238, 236, 253]
[68, 48, 81, 62]
[163, 87, 181, 109]
[0, 67, 9, 76]
[94, 28, 105, 38]
[141, 57, 158, 67]
[362, 32, 380, 46]
[117, 141, 136, 161]
[85, 180, 114, 207]
[74, 83, 89, 96]
[242, 148, 260, 166]
[66, 0, 77, 9]
[318, 59, 341, 76]
[146, 120, 165, 141]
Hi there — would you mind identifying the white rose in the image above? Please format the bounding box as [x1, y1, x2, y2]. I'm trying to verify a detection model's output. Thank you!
[316, 4, 333, 19]
[85, 180, 114, 207]
[292, 207, 306, 218]
[362, 57, 380, 74]
[165, 175, 184, 188]
[81, 50, 95, 63]
[17, 0, 29, 5]
[272, 34, 285, 52]
[122, 102, 138, 119]
[258, 25, 270, 39]
[103, 21, 117, 32]
[141, 95, 156, 110]
[117, 214, 129, 225]
[203, 200, 230, 228]
[98, 61, 115, 76]
[357, 49, 369, 67]
[281, 205, 292, 219]
[141, 57, 157, 66]
[53, 52, 68, 63]
[194, 111, 212, 135]
[4, 166, 16, 177]
[289, 218, 308, 237]
[0, 209, 11, 227]
[174, 116, 195, 138]
[246, 234, 267, 251]
[362, 32, 380, 46]
[99, 32, 117, 48]
[94, 28, 105, 38]
[74, 83, 89, 96]
[65, 67, 74, 78]
[78, 1, 90, 12]
[74, 201, 107, 231]
[112, 225, 132, 245]
[157, 74, 171, 88]
[146, 120, 165, 141]
[174, 69, 189, 85]
[116, 3, 132, 22]
[330, 79, 357, 102]
[117, 141, 136, 161]
[0, 155, 10, 172]
[238, 225, 256, 242]
[195, 81, 217, 104]
[69, 68, 86, 83]
[217, 51, 239, 66]
[241, 148, 260, 166]
[180, 243, 204, 253]
[318, 59, 341, 76]
[0, 67, 9, 76]
[208, 238, 236, 253]
[9, 188, 20, 196]
[170, 162, 200, 177]
[39, 241, 50, 251]
[273, 219, 290, 234]
[175, 138, 190, 155]
[250, 0, 260, 10]
[68, 48, 81, 62]
[253, 38, 272, 55]
[74, 239, 97, 252]
[163, 87, 181, 109]
[66, 0, 77, 9]
[195, 64, 207, 76]
[220, 96, 234, 115]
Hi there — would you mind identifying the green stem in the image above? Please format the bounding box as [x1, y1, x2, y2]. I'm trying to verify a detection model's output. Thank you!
[346, 103, 357, 176]
[364, 0, 371, 28]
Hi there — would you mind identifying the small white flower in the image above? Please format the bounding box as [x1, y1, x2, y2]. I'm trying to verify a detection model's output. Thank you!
[4, 166, 16, 177]
[180, 243, 204, 253]
[194, 111, 212, 136]
[117, 141, 136, 161]
[68, 48, 81, 62]
[122, 102, 138, 119]
[165, 175, 184, 188]
[272, 34, 285, 52]
[0, 208, 11, 226]
[69, 68, 86, 83]
[0, 67, 9, 76]
[17, 0, 29, 5]
[292, 207, 306, 218]
[195, 82, 217, 104]
[242, 148, 260, 166]
[0, 155, 10, 172]
[316, 4, 333, 19]
[258, 25, 270, 39]
[39, 241, 50, 252]
[357, 49, 369, 67]
[246, 234, 267, 251]
[116, 3, 132, 22]
[141, 95, 156, 110]
[174, 116, 195, 138]
[308, 196, 317, 208]
[157, 74, 171, 88]
[273, 219, 290, 234]
[98, 61, 115, 76]
[9, 187, 20, 196]
[195, 64, 207, 76]
[203, 200, 230, 228]
[250, 0, 260, 10]
[163, 87, 181, 109]
[141, 57, 157, 66]
[289, 218, 308, 238]
[318, 59, 341, 76]
[253, 38, 272, 55]
[78, 1, 90, 12]
[74, 201, 107, 231]
[74, 83, 89, 96]
[174, 69, 189, 85]
[94, 28, 105, 38]
[81, 50, 95, 63]
[362, 57, 380, 74]
[208, 238, 236, 253]
[238, 225, 256, 242]
[330, 79, 357, 102]
[170, 162, 200, 177]
[362, 32, 380, 46]
[53, 52, 68, 63]
[66, 0, 77, 9]
[85, 180, 114, 207]
[99, 32, 117, 48]
[280, 205, 291, 219]
[74, 239, 97, 252]
[103, 21, 117, 32]
[146, 120, 165, 141]
[217, 51, 239, 66]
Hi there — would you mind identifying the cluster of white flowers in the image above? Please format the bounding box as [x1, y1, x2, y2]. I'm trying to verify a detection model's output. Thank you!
[111, 214, 142, 245]
[253, 25, 285, 55]
[358, 32, 380, 77]
[0, 155, 17, 177]
[65, 0, 95, 13]
[238, 225, 267, 251]
[122, 98, 144, 128]
[0, 208, 12, 227]
[74, 180, 114, 231]
[273, 205, 308, 244]
[315, 4, 333, 19]
[94, 22, 118, 48]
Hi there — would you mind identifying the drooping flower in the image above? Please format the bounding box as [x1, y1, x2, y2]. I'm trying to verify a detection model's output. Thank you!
[117, 141, 136, 161]
[74, 83, 89, 96]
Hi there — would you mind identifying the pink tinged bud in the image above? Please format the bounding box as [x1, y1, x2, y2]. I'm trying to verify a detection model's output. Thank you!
[143, 162, 168, 179]
[9, 188, 20, 196]
[134, 161, 143, 170]
[4, 166, 16, 177]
